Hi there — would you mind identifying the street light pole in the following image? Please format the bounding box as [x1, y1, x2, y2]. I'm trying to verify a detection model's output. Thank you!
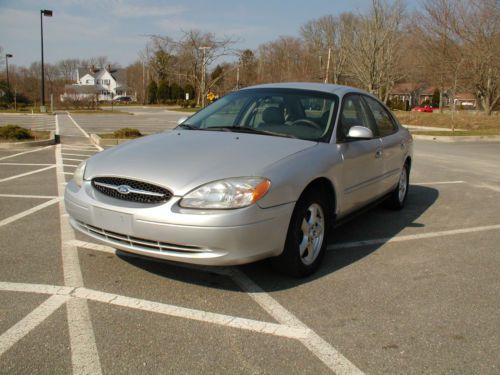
[5, 54, 13, 90]
[40, 9, 53, 112]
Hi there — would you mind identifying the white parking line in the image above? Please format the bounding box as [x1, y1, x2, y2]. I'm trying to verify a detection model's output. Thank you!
[471, 183, 500, 193]
[0, 281, 73, 295]
[0, 295, 70, 357]
[412, 181, 465, 185]
[66, 239, 363, 374]
[0, 145, 53, 161]
[62, 147, 96, 151]
[0, 197, 61, 227]
[66, 240, 116, 254]
[0, 165, 56, 183]
[55, 143, 102, 374]
[67, 112, 90, 138]
[63, 164, 78, 168]
[63, 158, 86, 162]
[328, 224, 500, 250]
[74, 287, 309, 340]
[0, 194, 58, 199]
[0, 163, 54, 166]
[228, 269, 364, 375]
[62, 153, 93, 157]
[66, 298, 103, 375]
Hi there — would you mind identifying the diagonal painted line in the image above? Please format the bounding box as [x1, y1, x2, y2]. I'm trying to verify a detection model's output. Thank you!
[0, 281, 73, 295]
[0, 163, 54, 166]
[0, 165, 56, 183]
[328, 224, 500, 250]
[0, 197, 61, 227]
[66, 112, 90, 138]
[73, 287, 309, 340]
[66, 240, 116, 254]
[0, 145, 53, 161]
[66, 114, 103, 152]
[227, 268, 364, 375]
[0, 295, 70, 357]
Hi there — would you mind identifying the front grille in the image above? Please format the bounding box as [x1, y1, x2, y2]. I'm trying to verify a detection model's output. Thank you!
[75, 221, 203, 253]
[92, 177, 172, 204]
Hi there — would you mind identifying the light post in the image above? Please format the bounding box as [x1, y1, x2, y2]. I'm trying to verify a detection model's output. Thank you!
[5, 54, 13, 90]
[40, 9, 53, 112]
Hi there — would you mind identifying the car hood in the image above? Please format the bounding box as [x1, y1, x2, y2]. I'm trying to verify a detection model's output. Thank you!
[85, 130, 317, 195]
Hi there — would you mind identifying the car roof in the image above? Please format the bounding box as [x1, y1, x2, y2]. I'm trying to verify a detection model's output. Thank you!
[241, 82, 371, 97]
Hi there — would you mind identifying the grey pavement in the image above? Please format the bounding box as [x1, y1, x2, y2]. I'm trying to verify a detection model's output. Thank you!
[0, 109, 499, 374]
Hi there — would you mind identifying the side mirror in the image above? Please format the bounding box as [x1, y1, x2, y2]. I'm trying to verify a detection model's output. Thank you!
[177, 116, 189, 125]
[347, 126, 374, 140]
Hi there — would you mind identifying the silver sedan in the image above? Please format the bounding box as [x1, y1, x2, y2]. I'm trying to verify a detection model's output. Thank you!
[65, 83, 413, 276]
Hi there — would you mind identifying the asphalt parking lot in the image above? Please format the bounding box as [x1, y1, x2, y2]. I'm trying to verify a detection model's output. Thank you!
[0, 111, 499, 374]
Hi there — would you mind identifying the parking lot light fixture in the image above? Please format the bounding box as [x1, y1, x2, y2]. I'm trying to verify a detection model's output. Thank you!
[40, 9, 53, 111]
[5, 54, 13, 90]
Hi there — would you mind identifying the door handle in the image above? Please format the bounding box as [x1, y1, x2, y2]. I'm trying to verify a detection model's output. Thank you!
[375, 149, 383, 159]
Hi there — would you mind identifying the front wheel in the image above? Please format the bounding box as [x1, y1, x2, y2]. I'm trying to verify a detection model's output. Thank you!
[273, 190, 329, 277]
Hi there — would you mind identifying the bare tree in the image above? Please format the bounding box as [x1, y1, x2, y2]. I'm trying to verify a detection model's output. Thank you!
[300, 13, 354, 84]
[452, 0, 499, 115]
[257, 36, 309, 83]
[57, 59, 80, 82]
[347, 0, 405, 99]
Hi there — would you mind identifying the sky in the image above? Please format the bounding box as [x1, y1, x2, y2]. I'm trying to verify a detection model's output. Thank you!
[0, 0, 417, 68]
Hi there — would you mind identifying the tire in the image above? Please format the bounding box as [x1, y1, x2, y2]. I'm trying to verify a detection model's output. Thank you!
[387, 162, 409, 210]
[273, 189, 329, 277]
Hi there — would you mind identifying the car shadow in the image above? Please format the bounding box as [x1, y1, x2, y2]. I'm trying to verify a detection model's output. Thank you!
[118, 185, 438, 292]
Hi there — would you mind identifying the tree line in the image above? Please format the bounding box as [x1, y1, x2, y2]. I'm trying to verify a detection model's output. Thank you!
[1, 0, 499, 114]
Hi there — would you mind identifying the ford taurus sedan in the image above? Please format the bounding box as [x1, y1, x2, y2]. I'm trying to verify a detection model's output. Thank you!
[65, 83, 413, 276]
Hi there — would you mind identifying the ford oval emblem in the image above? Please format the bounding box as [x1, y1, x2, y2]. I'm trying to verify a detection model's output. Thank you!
[117, 185, 131, 194]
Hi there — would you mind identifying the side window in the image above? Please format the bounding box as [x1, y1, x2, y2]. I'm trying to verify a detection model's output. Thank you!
[338, 95, 375, 141]
[363, 96, 398, 137]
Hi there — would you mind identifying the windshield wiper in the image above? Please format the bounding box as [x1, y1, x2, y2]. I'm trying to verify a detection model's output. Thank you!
[176, 124, 198, 130]
[204, 126, 298, 139]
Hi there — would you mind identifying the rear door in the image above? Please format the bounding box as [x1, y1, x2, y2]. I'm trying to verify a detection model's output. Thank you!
[337, 94, 384, 215]
[363, 96, 404, 194]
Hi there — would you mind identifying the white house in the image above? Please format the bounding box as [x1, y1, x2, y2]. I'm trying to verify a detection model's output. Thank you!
[61, 65, 129, 102]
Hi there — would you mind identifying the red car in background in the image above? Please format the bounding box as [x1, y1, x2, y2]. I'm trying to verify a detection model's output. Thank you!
[412, 106, 433, 112]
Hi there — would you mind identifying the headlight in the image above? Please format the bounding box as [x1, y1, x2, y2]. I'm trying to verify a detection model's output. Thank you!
[73, 161, 86, 187]
[180, 177, 271, 209]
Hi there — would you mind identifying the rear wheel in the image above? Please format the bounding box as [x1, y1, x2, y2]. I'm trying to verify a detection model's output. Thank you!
[273, 190, 329, 277]
[387, 162, 409, 210]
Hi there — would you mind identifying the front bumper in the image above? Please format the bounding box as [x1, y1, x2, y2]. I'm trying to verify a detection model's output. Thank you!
[65, 180, 294, 266]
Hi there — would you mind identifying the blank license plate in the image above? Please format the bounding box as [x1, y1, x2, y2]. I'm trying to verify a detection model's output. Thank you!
[92, 207, 133, 234]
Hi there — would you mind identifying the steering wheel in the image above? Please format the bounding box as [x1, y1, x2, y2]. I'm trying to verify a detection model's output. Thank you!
[291, 119, 322, 131]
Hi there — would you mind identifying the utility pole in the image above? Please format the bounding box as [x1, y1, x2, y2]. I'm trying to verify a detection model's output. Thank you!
[236, 65, 240, 90]
[142, 59, 146, 105]
[5, 54, 13, 90]
[199, 46, 210, 107]
[324, 47, 331, 84]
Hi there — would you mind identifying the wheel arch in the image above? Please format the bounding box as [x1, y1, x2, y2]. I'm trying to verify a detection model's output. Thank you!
[299, 177, 337, 222]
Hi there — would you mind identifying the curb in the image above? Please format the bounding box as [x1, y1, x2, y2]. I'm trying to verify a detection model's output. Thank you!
[90, 133, 134, 147]
[0, 131, 56, 149]
[412, 134, 500, 142]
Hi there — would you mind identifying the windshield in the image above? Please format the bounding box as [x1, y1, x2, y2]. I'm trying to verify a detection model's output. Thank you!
[181, 88, 338, 142]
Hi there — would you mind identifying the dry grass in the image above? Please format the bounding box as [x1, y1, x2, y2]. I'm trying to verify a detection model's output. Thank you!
[394, 111, 500, 131]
